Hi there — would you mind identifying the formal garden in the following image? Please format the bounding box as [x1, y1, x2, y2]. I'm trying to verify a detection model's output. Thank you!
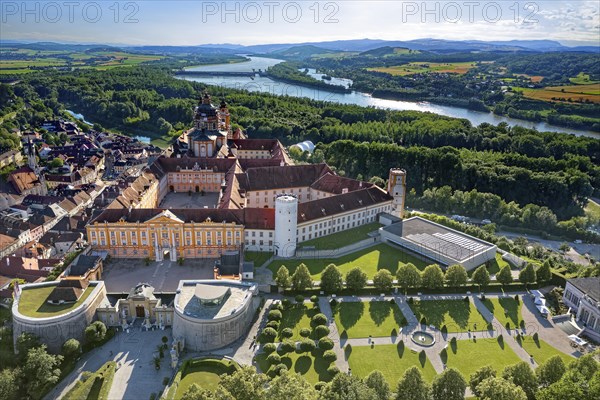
[169, 357, 240, 399]
[481, 296, 523, 328]
[347, 342, 437, 386]
[442, 337, 523, 378]
[517, 334, 574, 365]
[255, 297, 339, 384]
[332, 300, 407, 338]
[409, 299, 490, 333]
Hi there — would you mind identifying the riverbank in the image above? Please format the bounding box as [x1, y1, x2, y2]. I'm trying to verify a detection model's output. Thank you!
[177, 56, 599, 138]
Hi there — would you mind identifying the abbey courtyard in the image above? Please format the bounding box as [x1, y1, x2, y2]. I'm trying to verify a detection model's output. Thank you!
[4, 95, 599, 400]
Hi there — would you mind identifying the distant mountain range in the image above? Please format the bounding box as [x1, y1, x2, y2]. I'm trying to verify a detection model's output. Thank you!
[2, 38, 598, 55]
[197, 38, 600, 54]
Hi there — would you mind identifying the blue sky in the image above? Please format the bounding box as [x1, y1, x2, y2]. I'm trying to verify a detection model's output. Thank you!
[1, 1, 599, 45]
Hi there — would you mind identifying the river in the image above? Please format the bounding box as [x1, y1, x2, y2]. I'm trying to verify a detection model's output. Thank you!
[180, 56, 598, 138]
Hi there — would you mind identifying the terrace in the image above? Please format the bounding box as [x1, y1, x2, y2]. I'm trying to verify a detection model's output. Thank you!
[17, 284, 95, 318]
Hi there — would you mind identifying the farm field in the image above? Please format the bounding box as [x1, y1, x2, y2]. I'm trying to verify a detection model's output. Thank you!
[513, 84, 600, 104]
[0, 49, 164, 74]
[368, 62, 476, 76]
[569, 72, 599, 85]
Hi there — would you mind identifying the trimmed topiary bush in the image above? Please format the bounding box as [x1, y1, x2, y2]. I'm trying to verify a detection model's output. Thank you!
[263, 343, 277, 354]
[327, 365, 340, 375]
[281, 328, 294, 338]
[261, 327, 277, 343]
[267, 353, 281, 365]
[318, 337, 334, 350]
[310, 295, 319, 304]
[280, 340, 296, 353]
[299, 339, 316, 353]
[282, 298, 291, 308]
[300, 328, 311, 337]
[314, 325, 330, 338]
[312, 313, 328, 326]
[330, 298, 338, 307]
[323, 350, 337, 363]
[268, 310, 282, 321]
[295, 294, 304, 303]
[272, 303, 284, 311]
[266, 321, 280, 330]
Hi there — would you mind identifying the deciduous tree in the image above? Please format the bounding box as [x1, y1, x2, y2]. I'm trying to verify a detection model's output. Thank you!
[275, 265, 291, 289]
[346, 267, 368, 291]
[421, 264, 445, 289]
[395, 366, 430, 400]
[445, 264, 468, 287]
[431, 367, 466, 400]
[321, 264, 343, 292]
[397, 263, 422, 294]
[291, 264, 313, 291]
[373, 269, 394, 292]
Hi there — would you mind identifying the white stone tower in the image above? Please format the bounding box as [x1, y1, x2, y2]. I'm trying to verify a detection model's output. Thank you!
[274, 195, 298, 258]
[25, 138, 36, 170]
[388, 169, 407, 218]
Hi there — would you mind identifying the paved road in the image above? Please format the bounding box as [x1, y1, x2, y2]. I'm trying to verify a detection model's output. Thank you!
[46, 328, 171, 400]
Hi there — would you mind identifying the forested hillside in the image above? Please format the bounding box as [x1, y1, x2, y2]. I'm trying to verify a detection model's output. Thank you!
[1, 66, 598, 237]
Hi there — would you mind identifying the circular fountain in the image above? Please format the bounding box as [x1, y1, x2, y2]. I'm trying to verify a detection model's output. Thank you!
[411, 331, 435, 347]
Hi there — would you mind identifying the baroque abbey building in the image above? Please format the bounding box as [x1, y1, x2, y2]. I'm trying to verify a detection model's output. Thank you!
[86, 94, 406, 261]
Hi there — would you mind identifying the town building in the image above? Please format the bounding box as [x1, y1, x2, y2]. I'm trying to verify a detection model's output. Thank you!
[379, 216, 497, 271]
[563, 277, 600, 342]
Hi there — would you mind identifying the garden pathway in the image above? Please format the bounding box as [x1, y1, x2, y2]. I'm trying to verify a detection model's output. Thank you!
[318, 297, 350, 372]
[472, 295, 539, 367]
[231, 298, 275, 366]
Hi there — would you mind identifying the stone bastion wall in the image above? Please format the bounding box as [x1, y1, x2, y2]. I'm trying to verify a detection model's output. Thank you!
[12, 281, 107, 353]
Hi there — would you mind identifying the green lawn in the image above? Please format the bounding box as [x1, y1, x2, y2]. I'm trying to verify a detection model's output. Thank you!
[299, 222, 382, 250]
[245, 251, 272, 268]
[278, 303, 319, 341]
[585, 199, 600, 220]
[173, 358, 239, 399]
[468, 253, 506, 277]
[517, 336, 575, 365]
[333, 301, 406, 338]
[268, 244, 428, 279]
[256, 348, 335, 384]
[18, 285, 95, 318]
[63, 361, 116, 400]
[482, 297, 522, 328]
[409, 300, 490, 332]
[444, 339, 522, 378]
[348, 344, 437, 386]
